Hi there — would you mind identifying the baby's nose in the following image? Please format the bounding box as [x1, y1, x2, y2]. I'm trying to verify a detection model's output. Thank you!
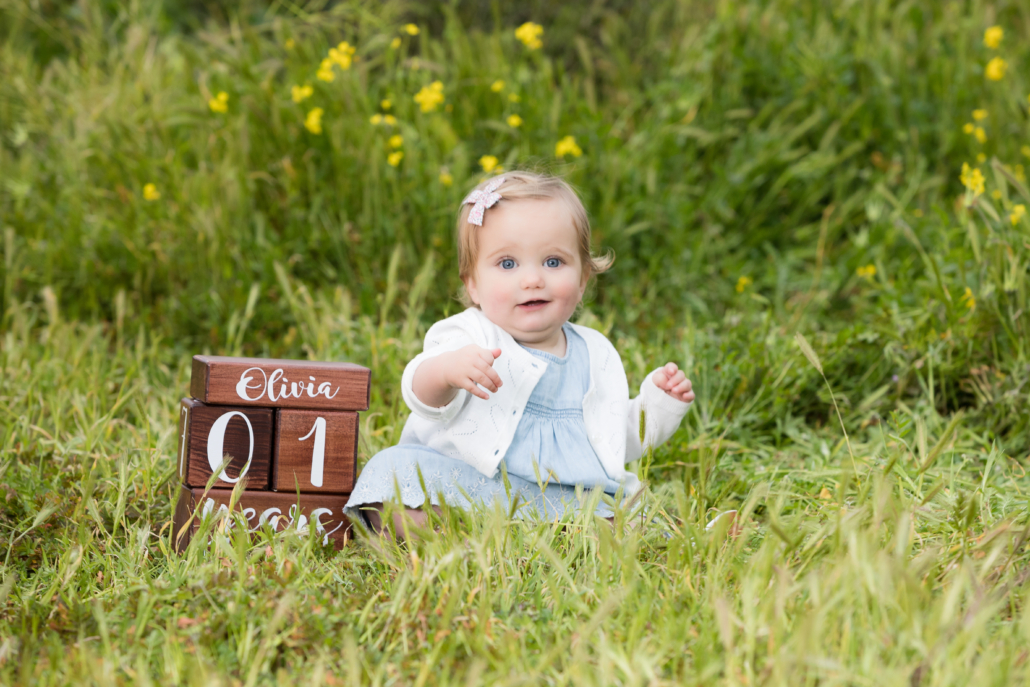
[520, 267, 545, 287]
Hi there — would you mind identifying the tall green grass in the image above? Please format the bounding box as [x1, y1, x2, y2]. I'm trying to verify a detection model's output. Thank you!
[2, 0, 1030, 683]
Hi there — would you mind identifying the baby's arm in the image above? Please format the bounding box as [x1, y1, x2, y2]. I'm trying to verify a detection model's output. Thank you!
[411, 345, 503, 407]
[625, 364, 694, 462]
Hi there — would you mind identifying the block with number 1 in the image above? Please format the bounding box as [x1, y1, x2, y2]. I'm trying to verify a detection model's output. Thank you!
[273, 410, 358, 494]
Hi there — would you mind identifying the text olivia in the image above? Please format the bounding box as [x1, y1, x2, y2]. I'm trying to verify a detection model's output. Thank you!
[235, 367, 340, 403]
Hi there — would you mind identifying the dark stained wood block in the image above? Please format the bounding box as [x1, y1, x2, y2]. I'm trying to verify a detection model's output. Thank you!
[273, 410, 358, 494]
[172, 485, 352, 552]
[190, 355, 370, 411]
[179, 398, 273, 490]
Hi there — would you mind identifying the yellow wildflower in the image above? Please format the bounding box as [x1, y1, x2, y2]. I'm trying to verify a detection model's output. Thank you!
[304, 107, 324, 134]
[208, 91, 229, 113]
[991, 189, 1003, 200]
[856, 264, 876, 280]
[439, 169, 453, 187]
[985, 57, 1007, 81]
[977, 153, 987, 163]
[291, 84, 313, 103]
[508, 93, 520, 103]
[370, 114, 383, 125]
[381, 99, 392, 110]
[735, 276, 752, 293]
[961, 287, 975, 311]
[984, 26, 1003, 49]
[1022, 145, 1030, 158]
[963, 123, 975, 134]
[316, 58, 335, 82]
[1015, 164, 1026, 183]
[555, 135, 582, 158]
[507, 114, 523, 128]
[285, 38, 295, 50]
[974, 127, 987, 144]
[1011, 204, 1027, 225]
[388, 134, 403, 148]
[479, 155, 499, 172]
[329, 43, 355, 70]
[142, 183, 160, 201]
[515, 22, 543, 50]
[328, 49, 350, 70]
[390, 37, 401, 49]
[384, 114, 397, 126]
[403, 24, 419, 36]
[491, 80, 505, 92]
[972, 109, 988, 121]
[387, 151, 404, 167]
[414, 81, 445, 112]
[960, 163, 985, 197]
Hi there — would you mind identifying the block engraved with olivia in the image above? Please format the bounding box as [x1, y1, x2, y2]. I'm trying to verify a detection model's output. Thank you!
[190, 355, 372, 410]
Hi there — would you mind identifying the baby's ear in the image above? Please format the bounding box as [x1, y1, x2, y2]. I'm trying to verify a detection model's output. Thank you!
[462, 275, 479, 305]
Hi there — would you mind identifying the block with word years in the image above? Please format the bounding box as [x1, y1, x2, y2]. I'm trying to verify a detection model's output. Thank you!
[273, 410, 358, 494]
[172, 485, 351, 552]
[176, 398, 274, 490]
[190, 355, 371, 411]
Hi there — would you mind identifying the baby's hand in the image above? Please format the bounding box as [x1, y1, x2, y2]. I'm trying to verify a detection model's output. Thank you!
[652, 362, 695, 403]
[442, 345, 503, 400]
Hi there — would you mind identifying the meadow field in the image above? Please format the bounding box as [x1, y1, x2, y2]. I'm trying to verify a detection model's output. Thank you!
[2, 0, 1030, 684]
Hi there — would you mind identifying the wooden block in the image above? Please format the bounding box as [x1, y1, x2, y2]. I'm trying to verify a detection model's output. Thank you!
[273, 410, 358, 494]
[179, 398, 273, 490]
[171, 485, 351, 552]
[190, 355, 370, 411]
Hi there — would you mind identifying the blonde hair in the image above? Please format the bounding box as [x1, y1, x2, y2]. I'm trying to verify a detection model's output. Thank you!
[456, 171, 613, 307]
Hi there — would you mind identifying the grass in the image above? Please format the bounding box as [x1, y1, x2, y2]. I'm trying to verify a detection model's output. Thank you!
[2, 0, 1030, 683]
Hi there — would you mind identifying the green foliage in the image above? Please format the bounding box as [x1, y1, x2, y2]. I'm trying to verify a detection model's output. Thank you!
[2, 0, 1030, 683]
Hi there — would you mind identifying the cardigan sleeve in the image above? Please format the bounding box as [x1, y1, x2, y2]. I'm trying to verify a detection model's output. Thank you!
[624, 369, 692, 463]
[400, 316, 479, 423]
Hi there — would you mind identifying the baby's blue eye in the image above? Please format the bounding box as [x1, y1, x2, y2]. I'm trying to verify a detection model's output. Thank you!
[500, 258, 516, 270]
[545, 257, 562, 268]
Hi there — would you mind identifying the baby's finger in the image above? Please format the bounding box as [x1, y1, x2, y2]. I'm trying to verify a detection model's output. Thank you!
[664, 362, 679, 376]
[461, 377, 490, 399]
[473, 369, 498, 393]
[667, 370, 687, 386]
[478, 347, 502, 364]
[473, 360, 503, 387]
[673, 377, 691, 392]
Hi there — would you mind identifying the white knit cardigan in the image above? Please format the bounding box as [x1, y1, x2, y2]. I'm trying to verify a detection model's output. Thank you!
[399, 308, 691, 493]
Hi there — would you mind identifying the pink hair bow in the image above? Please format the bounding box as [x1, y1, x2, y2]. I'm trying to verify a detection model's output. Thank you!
[462, 176, 506, 226]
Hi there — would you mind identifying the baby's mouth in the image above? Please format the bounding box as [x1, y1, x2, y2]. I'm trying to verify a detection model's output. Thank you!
[518, 299, 549, 308]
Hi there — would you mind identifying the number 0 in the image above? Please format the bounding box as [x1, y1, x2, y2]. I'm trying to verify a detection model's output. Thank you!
[206, 411, 254, 483]
[299, 417, 327, 487]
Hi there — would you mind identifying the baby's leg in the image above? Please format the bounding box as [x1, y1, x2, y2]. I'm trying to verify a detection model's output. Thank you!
[363, 502, 442, 541]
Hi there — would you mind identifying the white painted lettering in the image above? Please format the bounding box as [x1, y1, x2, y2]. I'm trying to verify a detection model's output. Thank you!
[299, 417, 327, 487]
[232, 367, 342, 403]
[235, 367, 267, 401]
[206, 411, 254, 483]
[267, 369, 285, 401]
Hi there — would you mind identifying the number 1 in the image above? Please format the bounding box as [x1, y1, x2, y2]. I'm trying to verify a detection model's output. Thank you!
[299, 417, 327, 487]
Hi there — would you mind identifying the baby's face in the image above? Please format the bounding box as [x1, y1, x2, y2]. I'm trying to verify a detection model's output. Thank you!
[464, 198, 586, 351]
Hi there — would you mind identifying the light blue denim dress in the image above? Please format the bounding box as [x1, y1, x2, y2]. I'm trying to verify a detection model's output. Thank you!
[344, 324, 627, 526]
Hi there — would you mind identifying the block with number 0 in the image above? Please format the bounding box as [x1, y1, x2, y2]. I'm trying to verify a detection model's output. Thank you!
[273, 410, 358, 493]
[176, 398, 273, 490]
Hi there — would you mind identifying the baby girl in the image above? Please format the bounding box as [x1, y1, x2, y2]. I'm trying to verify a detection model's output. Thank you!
[344, 171, 694, 533]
